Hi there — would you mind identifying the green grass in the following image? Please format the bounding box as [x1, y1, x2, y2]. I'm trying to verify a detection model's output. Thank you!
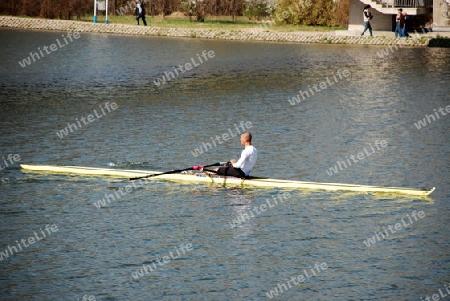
[77, 14, 342, 32]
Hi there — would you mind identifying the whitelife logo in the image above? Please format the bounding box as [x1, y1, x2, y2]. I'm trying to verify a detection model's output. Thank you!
[56, 102, 118, 139]
[414, 104, 450, 129]
[420, 284, 450, 301]
[363, 210, 425, 247]
[325, 140, 388, 176]
[18, 31, 81, 68]
[0, 154, 20, 172]
[190, 121, 253, 158]
[287, 69, 350, 106]
[266, 262, 328, 299]
[228, 192, 290, 228]
[0, 224, 58, 261]
[131, 243, 193, 280]
[153, 50, 215, 87]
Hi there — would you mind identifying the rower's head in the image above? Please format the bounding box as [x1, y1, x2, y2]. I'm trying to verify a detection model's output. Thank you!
[240, 132, 252, 146]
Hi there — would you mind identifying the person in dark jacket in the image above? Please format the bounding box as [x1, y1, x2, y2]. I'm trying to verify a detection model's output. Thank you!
[395, 8, 404, 37]
[135, 0, 147, 26]
[402, 12, 410, 37]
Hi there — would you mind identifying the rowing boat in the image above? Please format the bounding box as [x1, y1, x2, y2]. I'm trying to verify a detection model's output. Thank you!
[20, 164, 435, 196]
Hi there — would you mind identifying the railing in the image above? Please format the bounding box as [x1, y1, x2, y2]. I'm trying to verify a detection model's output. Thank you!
[393, 0, 432, 7]
[394, 0, 418, 7]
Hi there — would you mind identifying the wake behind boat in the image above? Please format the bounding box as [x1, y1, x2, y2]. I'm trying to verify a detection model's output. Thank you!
[20, 164, 435, 197]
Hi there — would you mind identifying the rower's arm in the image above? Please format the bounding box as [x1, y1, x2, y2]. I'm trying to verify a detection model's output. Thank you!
[233, 153, 248, 169]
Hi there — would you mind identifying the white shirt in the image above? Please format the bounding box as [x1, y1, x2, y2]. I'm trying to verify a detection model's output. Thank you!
[233, 145, 257, 176]
[363, 9, 371, 22]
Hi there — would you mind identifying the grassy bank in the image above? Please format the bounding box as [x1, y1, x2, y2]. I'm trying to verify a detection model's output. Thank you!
[2, 15, 449, 47]
[75, 14, 342, 32]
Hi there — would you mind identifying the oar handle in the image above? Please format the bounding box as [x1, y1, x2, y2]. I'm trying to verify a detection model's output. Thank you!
[193, 162, 229, 170]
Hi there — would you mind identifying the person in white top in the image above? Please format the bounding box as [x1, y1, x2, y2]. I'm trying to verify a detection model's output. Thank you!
[216, 132, 257, 178]
[360, 4, 373, 37]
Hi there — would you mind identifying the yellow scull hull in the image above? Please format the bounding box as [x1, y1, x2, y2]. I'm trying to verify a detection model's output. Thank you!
[20, 164, 435, 196]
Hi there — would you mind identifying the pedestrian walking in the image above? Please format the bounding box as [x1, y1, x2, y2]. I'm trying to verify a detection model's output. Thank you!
[395, 8, 404, 37]
[135, 0, 147, 26]
[361, 5, 373, 37]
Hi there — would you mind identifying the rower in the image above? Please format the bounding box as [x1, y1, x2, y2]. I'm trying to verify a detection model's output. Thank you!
[215, 132, 257, 178]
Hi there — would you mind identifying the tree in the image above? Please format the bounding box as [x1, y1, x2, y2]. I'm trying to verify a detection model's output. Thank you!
[274, 0, 348, 27]
[21, 0, 41, 16]
[229, 0, 243, 22]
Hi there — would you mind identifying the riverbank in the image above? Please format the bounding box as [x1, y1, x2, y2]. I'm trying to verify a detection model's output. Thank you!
[1, 16, 450, 47]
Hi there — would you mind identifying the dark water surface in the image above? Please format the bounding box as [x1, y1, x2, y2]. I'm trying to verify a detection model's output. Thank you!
[0, 28, 449, 300]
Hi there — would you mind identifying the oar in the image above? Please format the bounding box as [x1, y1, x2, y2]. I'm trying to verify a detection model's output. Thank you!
[125, 162, 225, 181]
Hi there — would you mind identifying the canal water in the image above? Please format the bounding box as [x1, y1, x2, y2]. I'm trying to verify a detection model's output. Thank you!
[0, 28, 449, 300]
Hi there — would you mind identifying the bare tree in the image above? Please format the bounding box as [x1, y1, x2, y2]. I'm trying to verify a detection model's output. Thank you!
[154, 0, 166, 18]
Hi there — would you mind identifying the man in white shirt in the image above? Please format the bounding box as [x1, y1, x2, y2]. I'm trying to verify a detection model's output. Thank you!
[216, 132, 257, 178]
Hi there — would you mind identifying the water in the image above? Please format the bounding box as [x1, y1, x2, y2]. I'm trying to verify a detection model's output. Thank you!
[0, 28, 449, 300]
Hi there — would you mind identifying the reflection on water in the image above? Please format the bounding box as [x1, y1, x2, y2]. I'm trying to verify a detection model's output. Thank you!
[0, 28, 449, 300]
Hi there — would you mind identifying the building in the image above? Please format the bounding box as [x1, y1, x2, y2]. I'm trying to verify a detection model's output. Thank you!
[348, 0, 450, 32]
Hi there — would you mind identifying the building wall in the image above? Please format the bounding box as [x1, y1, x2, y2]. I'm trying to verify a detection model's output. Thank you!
[433, 0, 450, 28]
[348, 0, 394, 32]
